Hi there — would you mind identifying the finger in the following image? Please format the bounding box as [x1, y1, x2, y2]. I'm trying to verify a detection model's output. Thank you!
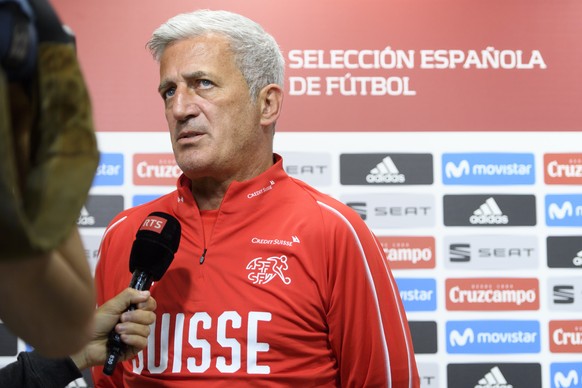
[99, 288, 150, 315]
[116, 319, 153, 338]
[119, 333, 149, 350]
[127, 289, 151, 305]
[120, 309, 156, 325]
[134, 296, 157, 312]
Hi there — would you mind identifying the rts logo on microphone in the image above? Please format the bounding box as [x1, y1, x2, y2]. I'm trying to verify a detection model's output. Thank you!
[140, 216, 167, 233]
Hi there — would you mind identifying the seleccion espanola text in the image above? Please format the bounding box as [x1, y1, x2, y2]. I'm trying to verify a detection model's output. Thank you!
[287, 47, 547, 96]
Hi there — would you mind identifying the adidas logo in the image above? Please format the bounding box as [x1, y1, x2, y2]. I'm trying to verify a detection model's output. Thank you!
[77, 206, 96, 226]
[366, 156, 405, 183]
[573, 250, 582, 267]
[475, 366, 513, 388]
[469, 197, 509, 225]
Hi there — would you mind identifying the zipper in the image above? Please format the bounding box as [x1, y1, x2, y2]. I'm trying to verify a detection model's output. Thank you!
[199, 248, 207, 264]
[198, 209, 218, 265]
[199, 209, 207, 265]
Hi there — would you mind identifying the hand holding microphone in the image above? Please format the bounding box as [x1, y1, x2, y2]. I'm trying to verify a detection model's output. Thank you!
[103, 212, 181, 375]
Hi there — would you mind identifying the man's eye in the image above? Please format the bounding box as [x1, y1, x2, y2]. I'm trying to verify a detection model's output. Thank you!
[198, 79, 214, 89]
[163, 87, 176, 99]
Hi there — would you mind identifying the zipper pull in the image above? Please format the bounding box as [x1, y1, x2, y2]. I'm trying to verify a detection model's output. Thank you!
[199, 248, 207, 264]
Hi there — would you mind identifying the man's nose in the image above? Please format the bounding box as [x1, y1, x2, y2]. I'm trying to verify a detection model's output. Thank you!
[171, 88, 200, 122]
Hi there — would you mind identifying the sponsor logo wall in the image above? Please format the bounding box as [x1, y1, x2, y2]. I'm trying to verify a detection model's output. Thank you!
[4, 132, 570, 388]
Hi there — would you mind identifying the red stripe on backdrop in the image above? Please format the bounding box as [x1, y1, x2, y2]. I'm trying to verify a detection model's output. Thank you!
[51, 0, 582, 132]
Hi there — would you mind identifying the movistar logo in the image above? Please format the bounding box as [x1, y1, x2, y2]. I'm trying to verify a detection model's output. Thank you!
[549, 202, 574, 220]
[93, 153, 124, 186]
[450, 328, 474, 346]
[551, 363, 582, 388]
[446, 160, 471, 178]
[396, 278, 437, 312]
[554, 370, 579, 387]
[442, 153, 535, 185]
[446, 321, 540, 354]
[546, 195, 582, 227]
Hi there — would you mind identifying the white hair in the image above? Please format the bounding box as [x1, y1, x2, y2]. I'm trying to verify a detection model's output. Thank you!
[147, 9, 285, 101]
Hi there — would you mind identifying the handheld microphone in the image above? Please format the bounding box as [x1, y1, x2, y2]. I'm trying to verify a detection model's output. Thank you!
[102, 212, 181, 376]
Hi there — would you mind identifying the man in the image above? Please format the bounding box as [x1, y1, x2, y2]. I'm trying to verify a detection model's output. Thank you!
[93, 9, 419, 387]
[0, 288, 156, 387]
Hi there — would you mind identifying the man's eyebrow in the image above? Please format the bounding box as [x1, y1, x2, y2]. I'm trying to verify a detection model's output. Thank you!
[158, 80, 172, 94]
[158, 71, 212, 93]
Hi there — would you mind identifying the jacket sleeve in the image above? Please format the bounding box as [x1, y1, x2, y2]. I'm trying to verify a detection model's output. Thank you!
[0, 351, 82, 388]
[321, 204, 420, 388]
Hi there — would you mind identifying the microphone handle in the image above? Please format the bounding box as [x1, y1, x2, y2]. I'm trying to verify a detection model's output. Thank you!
[102, 271, 154, 376]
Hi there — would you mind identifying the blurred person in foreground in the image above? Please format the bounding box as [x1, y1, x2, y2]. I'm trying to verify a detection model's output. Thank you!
[0, 0, 99, 357]
[0, 288, 156, 387]
[93, 9, 419, 387]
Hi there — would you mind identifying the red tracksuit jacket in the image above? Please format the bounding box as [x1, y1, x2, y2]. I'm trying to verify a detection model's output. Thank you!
[93, 155, 419, 387]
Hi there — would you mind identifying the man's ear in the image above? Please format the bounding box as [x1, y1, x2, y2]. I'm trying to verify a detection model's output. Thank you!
[259, 84, 283, 127]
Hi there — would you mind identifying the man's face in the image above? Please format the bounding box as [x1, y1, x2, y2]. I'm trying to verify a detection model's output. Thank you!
[158, 34, 263, 181]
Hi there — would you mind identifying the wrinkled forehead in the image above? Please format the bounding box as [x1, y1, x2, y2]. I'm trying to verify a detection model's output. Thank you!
[162, 32, 235, 60]
[159, 35, 233, 71]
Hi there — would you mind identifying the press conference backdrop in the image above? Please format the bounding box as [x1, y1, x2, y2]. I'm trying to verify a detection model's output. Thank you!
[2, 1, 581, 387]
